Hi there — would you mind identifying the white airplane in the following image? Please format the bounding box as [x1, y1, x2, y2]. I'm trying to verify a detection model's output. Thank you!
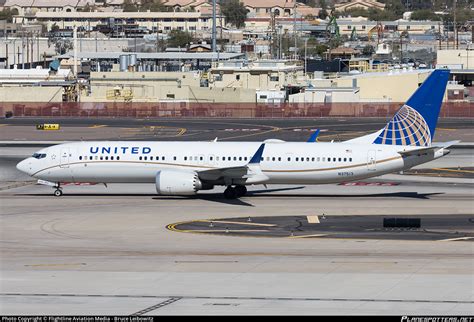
[17, 69, 457, 199]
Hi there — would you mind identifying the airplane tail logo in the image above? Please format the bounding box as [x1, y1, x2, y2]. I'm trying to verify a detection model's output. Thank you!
[373, 105, 431, 146]
[373, 69, 450, 147]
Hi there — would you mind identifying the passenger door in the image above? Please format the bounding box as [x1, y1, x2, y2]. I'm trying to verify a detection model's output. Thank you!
[367, 150, 376, 171]
[60, 148, 70, 168]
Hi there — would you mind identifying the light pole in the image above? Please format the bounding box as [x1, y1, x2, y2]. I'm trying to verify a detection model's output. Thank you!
[304, 38, 308, 75]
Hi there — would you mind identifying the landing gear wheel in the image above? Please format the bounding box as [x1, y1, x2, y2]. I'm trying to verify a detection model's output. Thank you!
[54, 189, 63, 197]
[223, 186, 237, 199]
[234, 185, 247, 197]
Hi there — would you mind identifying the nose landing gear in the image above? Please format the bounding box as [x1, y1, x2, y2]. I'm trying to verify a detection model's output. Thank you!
[53, 183, 63, 197]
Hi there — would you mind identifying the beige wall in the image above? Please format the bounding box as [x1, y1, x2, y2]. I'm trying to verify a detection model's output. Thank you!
[210, 69, 303, 90]
[336, 71, 431, 102]
[0, 86, 64, 102]
[86, 71, 200, 102]
[85, 71, 257, 103]
[437, 50, 474, 69]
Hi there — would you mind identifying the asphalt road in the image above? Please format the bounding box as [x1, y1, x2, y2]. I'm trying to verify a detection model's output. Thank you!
[1, 117, 473, 142]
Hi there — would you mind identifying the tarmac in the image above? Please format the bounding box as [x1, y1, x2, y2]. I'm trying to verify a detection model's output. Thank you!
[0, 118, 473, 315]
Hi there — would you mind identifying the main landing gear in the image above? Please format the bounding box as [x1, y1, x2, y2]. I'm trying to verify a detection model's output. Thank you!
[224, 185, 247, 199]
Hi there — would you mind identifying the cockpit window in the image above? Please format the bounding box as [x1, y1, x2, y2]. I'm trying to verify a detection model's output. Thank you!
[32, 153, 47, 159]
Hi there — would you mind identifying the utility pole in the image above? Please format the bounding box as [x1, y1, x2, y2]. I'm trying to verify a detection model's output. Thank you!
[304, 38, 308, 75]
[212, 0, 216, 53]
[26, 33, 29, 68]
[73, 25, 78, 78]
[5, 43, 8, 69]
[453, 0, 457, 49]
[438, 22, 441, 49]
[293, 2, 297, 60]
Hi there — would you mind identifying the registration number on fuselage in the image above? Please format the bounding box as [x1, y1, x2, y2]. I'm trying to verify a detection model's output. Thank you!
[338, 171, 354, 177]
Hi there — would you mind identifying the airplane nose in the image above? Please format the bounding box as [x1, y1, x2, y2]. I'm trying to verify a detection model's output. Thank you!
[16, 159, 31, 174]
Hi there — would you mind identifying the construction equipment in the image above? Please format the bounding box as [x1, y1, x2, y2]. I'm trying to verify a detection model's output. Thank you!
[368, 22, 384, 43]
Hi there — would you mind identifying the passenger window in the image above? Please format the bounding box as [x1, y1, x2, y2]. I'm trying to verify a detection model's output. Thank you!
[233, 157, 237, 161]
[111, 156, 114, 160]
[200, 156, 203, 161]
[173, 156, 177, 161]
[184, 156, 187, 161]
[296, 157, 299, 161]
[216, 157, 220, 161]
[272, 157, 275, 161]
[349, 158, 352, 162]
[306, 157, 309, 161]
[150, 156, 153, 161]
[210, 157, 213, 161]
[105, 156, 109, 160]
[100, 156, 103, 160]
[89, 156, 93, 160]
[117, 156, 120, 161]
[145, 156, 148, 161]
[317, 157, 320, 161]
[79, 156, 82, 160]
[288, 157, 291, 161]
[139, 156, 142, 160]
[278, 157, 281, 161]
[239, 157, 242, 161]
[162, 156, 165, 161]
[338, 158, 341, 162]
[344, 158, 347, 162]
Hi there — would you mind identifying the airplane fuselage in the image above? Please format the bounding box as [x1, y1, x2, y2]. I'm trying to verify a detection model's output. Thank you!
[17, 141, 445, 185]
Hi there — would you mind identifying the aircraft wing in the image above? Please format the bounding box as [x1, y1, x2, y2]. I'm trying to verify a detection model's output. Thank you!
[198, 166, 249, 181]
[197, 144, 269, 184]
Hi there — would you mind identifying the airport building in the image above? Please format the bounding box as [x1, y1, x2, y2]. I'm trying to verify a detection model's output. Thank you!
[0, 67, 74, 102]
[14, 10, 224, 34]
[209, 59, 305, 90]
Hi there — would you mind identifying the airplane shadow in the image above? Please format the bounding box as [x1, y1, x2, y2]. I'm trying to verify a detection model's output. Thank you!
[152, 186, 308, 207]
[153, 189, 443, 206]
[21, 190, 443, 207]
[244, 191, 444, 200]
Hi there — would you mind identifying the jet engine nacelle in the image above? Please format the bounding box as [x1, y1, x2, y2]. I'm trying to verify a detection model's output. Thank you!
[155, 169, 202, 195]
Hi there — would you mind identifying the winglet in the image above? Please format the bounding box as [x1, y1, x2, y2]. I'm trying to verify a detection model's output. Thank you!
[249, 144, 265, 164]
[307, 129, 320, 142]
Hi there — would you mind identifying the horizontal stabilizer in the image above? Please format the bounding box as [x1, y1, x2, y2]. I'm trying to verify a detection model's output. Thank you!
[397, 140, 459, 157]
[398, 147, 436, 157]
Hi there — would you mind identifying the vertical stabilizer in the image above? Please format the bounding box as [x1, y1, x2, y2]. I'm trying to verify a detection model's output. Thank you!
[372, 69, 450, 146]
